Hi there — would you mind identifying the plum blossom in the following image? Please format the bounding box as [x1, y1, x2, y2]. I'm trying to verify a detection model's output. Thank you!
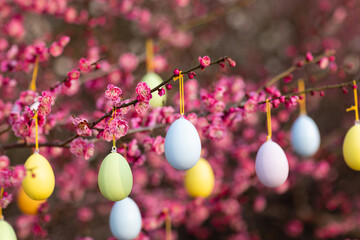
[70, 138, 95, 160]
[79, 58, 91, 72]
[136, 82, 152, 102]
[67, 69, 80, 80]
[73, 118, 92, 137]
[199, 56, 211, 68]
[105, 84, 123, 104]
[135, 101, 150, 115]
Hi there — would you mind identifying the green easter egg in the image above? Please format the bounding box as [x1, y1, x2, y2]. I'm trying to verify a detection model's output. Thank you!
[142, 72, 166, 108]
[0, 219, 17, 240]
[98, 152, 133, 201]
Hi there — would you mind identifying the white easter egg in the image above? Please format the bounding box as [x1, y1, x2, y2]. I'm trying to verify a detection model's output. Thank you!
[165, 117, 201, 170]
[255, 139, 289, 188]
[110, 197, 142, 240]
[291, 115, 320, 157]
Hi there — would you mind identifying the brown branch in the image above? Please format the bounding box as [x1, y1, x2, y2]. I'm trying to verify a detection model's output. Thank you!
[255, 50, 335, 94]
[89, 56, 229, 128]
[0, 57, 228, 151]
[49, 57, 105, 92]
[0, 126, 11, 136]
[254, 79, 357, 106]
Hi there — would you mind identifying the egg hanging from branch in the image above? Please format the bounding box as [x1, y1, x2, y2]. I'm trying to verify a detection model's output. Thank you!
[165, 117, 201, 171]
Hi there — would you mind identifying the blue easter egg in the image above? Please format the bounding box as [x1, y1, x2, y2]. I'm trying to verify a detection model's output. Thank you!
[164, 117, 201, 170]
[291, 115, 320, 157]
[110, 197, 142, 240]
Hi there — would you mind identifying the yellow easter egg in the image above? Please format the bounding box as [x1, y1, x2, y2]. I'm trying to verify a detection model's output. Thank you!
[343, 124, 360, 170]
[17, 186, 46, 215]
[142, 72, 166, 108]
[22, 153, 55, 200]
[184, 158, 215, 198]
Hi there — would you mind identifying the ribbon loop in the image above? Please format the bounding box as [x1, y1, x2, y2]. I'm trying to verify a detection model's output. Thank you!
[173, 71, 185, 115]
[266, 99, 272, 141]
[29, 55, 40, 91]
[297, 79, 306, 115]
[347, 80, 359, 122]
[32, 110, 39, 153]
[146, 39, 154, 72]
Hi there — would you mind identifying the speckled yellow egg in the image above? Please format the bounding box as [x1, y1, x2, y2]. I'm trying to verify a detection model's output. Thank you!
[22, 153, 55, 200]
[142, 72, 166, 108]
[17, 186, 46, 215]
[98, 152, 133, 201]
[184, 158, 215, 198]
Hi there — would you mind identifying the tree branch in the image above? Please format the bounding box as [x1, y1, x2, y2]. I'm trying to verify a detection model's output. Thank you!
[0, 57, 228, 151]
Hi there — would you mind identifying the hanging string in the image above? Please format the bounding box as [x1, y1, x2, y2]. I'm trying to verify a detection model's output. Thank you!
[164, 209, 172, 240]
[146, 39, 154, 72]
[346, 80, 359, 123]
[110, 107, 117, 152]
[29, 55, 40, 91]
[173, 71, 185, 115]
[0, 187, 3, 220]
[298, 79, 306, 115]
[266, 99, 272, 140]
[32, 110, 39, 153]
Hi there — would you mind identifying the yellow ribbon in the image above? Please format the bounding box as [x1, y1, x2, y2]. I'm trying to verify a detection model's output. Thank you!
[146, 39, 154, 72]
[29, 55, 40, 91]
[173, 71, 185, 115]
[298, 79, 306, 115]
[164, 209, 172, 240]
[0, 187, 3, 220]
[266, 99, 272, 140]
[32, 111, 39, 152]
[346, 80, 359, 122]
[110, 107, 117, 149]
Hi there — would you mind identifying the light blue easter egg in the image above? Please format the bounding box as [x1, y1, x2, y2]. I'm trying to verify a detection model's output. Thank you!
[110, 197, 142, 240]
[291, 115, 320, 157]
[164, 117, 201, 170]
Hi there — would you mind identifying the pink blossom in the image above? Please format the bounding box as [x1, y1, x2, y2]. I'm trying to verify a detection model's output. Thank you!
[118, 53, 138, 72]
[70, 138, 95, 160]
[13, 119, 30, 137]
[158, 87, 165, 96]
[5, 17, 25, 39]
[0, 156, 10, 170]
[73, 118, 92, 137]
[77, 207, 94, 222]
[49, 42, 63, 57]
[306, 52, 314, 61]
[59, 36, 71, 47]
[318, 57, 329, 69]
[199, 56, 211, 68]
[244, 98, 257, 113]
[64, 7, 77, 23]
[79, 58, 91, 72]
[153, 136, 165, 155]
[105, 84, 123, 104]
[285, 219, 303, 237]
[19, 90, 38, 106]
[38, 91, 53, 107]
[253, 195, 267, 213]
[135, 101, 150, 115]
[67, 69, 80, 80]
[136, 82, 152, 102]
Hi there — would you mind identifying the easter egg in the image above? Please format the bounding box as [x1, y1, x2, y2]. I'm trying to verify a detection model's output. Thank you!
[142, 72, 166, 108]
[22, 153, 55, 200]
[343, 123, 360, 170]
[165, 117, 201, 171]
[184, 158, 215, 198]
[291, 115, 321, 157]
[17, 186, 46, 215]
[0, 219, 17, 240]
[98, 152, 133, 201]
[255, 139, 289, 188]
[110, 197, 142, 240]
